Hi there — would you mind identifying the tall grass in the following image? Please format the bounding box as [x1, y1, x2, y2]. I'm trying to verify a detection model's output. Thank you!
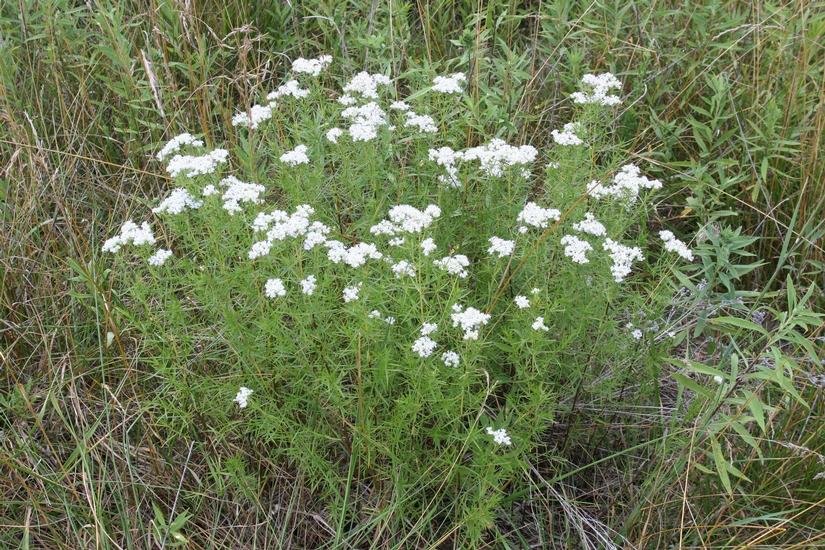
[1, 0, 823, 548]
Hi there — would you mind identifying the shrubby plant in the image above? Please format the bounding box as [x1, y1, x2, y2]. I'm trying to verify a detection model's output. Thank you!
[102, 57, 703, 545]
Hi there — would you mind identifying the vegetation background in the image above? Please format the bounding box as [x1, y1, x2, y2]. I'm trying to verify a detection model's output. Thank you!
[1, 0, 823, 548]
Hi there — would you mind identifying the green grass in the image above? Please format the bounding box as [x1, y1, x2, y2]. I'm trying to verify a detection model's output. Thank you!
[1, 1, 824, 548]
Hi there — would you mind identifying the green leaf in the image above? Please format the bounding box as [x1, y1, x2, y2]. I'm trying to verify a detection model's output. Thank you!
[745, 392, 766, 432]
[711, 439, 732, 494]
[707, 316, 768, 336]
[671, 372, 713, 400]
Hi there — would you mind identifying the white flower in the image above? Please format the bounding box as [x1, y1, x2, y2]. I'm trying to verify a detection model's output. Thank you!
[573, 213, 606, 237]
[515, 295, 530, 309]
[166, 149, 229, 178]
[249, 205, 320, 259]
[341, 101, 387, 142]
[411, 336, 438, 358]
[404, 112, 438, 133]
[152, 188, 203, 215]
[432, 72, 466, 94]
[370, 204, 441, 236]
[713, 375, 724, 384]
[342, 72, 391, 99]
[532, 317, 549, 331]
[327, 241, 383, 268]
[388, 237, 405, 247]
[429, 146, 464, 188]
[450, 304, 490, 340]
[560, 234, 594, 264]
[148, 248, 173, 266]
[267, 80, 310, 101]
[202, 184, 218, 197]
[326, 128, 344, 143]
[291, 55, 332, 76]
[392, 260, 416, 278]
[420, 323, 438, 336]
[551, 122, 584, 146]
[602, 238, 644, 282]
[421, 238, 437, 256]
[342, 282, 363, 303]
[486, 426, 512, 446]
[219, 176, 265, 215]
[234, 386, 253, 409]
[156, 133, 204, 161]
[389, 101, 410, 111]
[434, 254, 470, 278]
[488, 236, 515, 258]
[660, 230, 694, 261]
[517, 202, 561, 233]
[441, 351, 460, 367]
[280, 144, 309, 166]
[531, 287, 541, 295]
[632, 329, 643, 340]
[265, 278, 286, 298]
[589, 164, 662, 207]
[570, 73, 622, 106]
[300, 275, 317, 295]
[102, 220, 156, 253]
[232, 104, 273, 129]
[462, 139, 537, 177]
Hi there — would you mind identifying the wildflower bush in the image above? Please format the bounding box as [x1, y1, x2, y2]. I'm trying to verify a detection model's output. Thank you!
[100, 58, 769, 545]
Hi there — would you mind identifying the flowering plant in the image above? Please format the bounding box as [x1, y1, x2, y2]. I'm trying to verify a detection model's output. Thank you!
[102, 60, 695, 545]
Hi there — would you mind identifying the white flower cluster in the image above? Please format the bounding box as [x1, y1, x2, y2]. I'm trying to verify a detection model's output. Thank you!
[486, 426, 512, 446]
[602, 238, 644, 282]
[660, 230, 694, 261]
[532, 317, 549, 331]
[234, 386, 253, 409]
[572, 212, 606, 237]
[434, 254, 470, 278]
[552, 122, 584, 146]
[156, 132, 204, 161]
[517, 202, 561, 233]
[515, 295, 530, 309]
[369, 204, 441, 236]
[152, 188, 203, 215]
[570, 73, 622, 106]
[404, 112, 438, 133]
[421, 322, 438, 336]
[341, 72, 391, 101]
[232, 104, 273, 129]
[249, 205, 331, 259]
[300, 275, 317, 295]
[560, 235, 594, 264]
[421, 238, 437, 256]
[291, 55, 332, 76]
[327, 241, 383, 268]
[280, 144, 310, 166]
[147, 248, 173, 266]
[589, 164, 662, 206]
[267, 80, 310, 101]
[432, 72, 466, 94]
[326, 127, 344, 143]
[487, 236, 515, 258]
[389, 260, 414, 278]
[441, 350, 460, 367]
[166, 149, 229, 178]
[341, 102, 387, 142]
[411, 336, 438, 358]
[462, 139, 538, 178]
[102, 220, 156, 253]
[217, 175, 265, 215]
[428, 146, 462, 187]
[450, 304, 490, 340]
[265, 278, 286, 298]
[342, 282, 363, 303]
[389, 101, 410, 111]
